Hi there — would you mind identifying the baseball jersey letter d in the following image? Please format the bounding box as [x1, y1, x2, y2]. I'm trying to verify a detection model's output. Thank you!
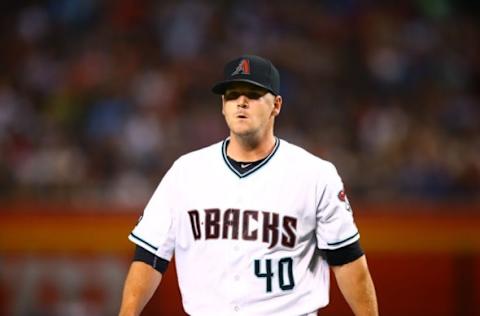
[188, 210, 201, 240]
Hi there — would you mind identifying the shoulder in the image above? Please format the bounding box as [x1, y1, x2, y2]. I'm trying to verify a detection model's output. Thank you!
[278, 138, 337, 174]
[155, 141, 224, 189]
[172, 140, 224, 169]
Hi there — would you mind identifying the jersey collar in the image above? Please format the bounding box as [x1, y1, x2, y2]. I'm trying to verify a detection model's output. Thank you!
[222, 137, 280, 178]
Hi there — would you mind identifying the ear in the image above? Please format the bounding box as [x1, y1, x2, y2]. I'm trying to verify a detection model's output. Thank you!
[221, 95, 226, 115]
[272, 95, 282, 117]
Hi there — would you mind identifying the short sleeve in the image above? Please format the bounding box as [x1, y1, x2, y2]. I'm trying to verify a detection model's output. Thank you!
[315, 162, 359, 250]
[128, 162, 179, 260]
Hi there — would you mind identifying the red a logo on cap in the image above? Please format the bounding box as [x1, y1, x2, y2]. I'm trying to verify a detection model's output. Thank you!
[231, 59, 250, 76]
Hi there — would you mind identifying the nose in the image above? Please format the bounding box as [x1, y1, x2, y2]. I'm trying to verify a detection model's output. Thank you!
[237, 95, 249, 108]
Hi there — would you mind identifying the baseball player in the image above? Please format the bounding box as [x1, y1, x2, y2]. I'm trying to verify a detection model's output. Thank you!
[119, 55, 378, 316]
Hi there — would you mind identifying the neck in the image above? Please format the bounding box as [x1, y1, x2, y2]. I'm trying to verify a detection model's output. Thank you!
[227, 132, 276, 162]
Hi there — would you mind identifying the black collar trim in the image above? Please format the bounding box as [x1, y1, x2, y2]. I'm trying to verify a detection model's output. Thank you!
[222, 137, 280, 178]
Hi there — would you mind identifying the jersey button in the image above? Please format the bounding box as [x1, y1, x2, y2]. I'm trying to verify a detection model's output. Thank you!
[234, 306, 240, 312]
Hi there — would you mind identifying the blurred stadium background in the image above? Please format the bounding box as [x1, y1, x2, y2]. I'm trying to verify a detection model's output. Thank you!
[0, 0, 479, 315]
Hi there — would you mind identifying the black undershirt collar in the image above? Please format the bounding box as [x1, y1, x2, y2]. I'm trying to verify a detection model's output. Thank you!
[222, 137, 280, 178]
[226, 155, 267, 175]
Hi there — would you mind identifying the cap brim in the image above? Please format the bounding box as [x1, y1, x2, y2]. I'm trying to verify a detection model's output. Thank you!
[212, 79, 276, 95]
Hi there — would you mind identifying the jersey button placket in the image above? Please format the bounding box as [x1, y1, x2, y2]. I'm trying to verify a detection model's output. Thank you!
[233, 178, 243, 281]
[230, 243, 241, 284]
[230, 179, 247, 314]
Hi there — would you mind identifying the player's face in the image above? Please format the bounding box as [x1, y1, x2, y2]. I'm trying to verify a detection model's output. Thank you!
[222, 83, 282, 139]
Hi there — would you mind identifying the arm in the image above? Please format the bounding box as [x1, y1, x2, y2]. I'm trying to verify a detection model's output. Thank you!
[331, 255, 378, 316]
[118, 261, 163, 316]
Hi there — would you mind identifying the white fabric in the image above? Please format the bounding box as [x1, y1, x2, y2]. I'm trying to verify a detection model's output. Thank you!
[129, 139, 359, 316]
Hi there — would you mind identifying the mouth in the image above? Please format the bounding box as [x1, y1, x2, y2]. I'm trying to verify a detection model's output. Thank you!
[236, 113, 248, 119]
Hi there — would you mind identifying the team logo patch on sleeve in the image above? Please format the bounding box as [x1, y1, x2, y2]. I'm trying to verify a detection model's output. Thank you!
[338, 190, 352, 212]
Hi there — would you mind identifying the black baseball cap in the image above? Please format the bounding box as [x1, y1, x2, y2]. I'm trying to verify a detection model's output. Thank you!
[212, 55, 280, 95]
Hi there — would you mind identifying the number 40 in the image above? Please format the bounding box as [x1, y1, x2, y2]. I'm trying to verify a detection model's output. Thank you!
[254, 257, 295, 292]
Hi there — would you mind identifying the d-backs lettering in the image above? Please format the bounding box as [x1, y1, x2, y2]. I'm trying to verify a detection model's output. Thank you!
[188, 208, 297, 249]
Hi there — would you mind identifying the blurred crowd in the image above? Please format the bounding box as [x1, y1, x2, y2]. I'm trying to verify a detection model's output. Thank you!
[0, 0, 478, 208]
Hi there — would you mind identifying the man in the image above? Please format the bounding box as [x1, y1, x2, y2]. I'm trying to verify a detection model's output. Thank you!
[119, 55, 378, 316]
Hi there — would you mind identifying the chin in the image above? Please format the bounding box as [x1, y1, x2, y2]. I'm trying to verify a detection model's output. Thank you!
[232, 129, 259, 139]
[232, 130, 252, 137]
[229, 124, 253, 135]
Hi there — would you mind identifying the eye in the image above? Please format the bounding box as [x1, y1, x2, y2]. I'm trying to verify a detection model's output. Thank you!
[245, 91, 264, 99]
[224, 92, 241, 101]
[224, 91, 266, 101]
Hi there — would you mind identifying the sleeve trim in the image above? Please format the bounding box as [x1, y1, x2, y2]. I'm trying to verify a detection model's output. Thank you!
[129, 233, 159, 252]
[327, 231, 359, 246]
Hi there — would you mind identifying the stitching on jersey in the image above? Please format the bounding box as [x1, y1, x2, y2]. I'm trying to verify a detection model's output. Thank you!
[222, 137, 280, 178]
[327, 231, 359, 246]
[130, 233, 159, 251]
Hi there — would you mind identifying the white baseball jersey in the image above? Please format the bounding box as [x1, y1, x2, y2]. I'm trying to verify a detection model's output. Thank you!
[129, 137, 360, 316]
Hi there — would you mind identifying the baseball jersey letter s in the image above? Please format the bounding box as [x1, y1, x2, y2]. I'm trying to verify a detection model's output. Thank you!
[282, 216, 297, 248]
